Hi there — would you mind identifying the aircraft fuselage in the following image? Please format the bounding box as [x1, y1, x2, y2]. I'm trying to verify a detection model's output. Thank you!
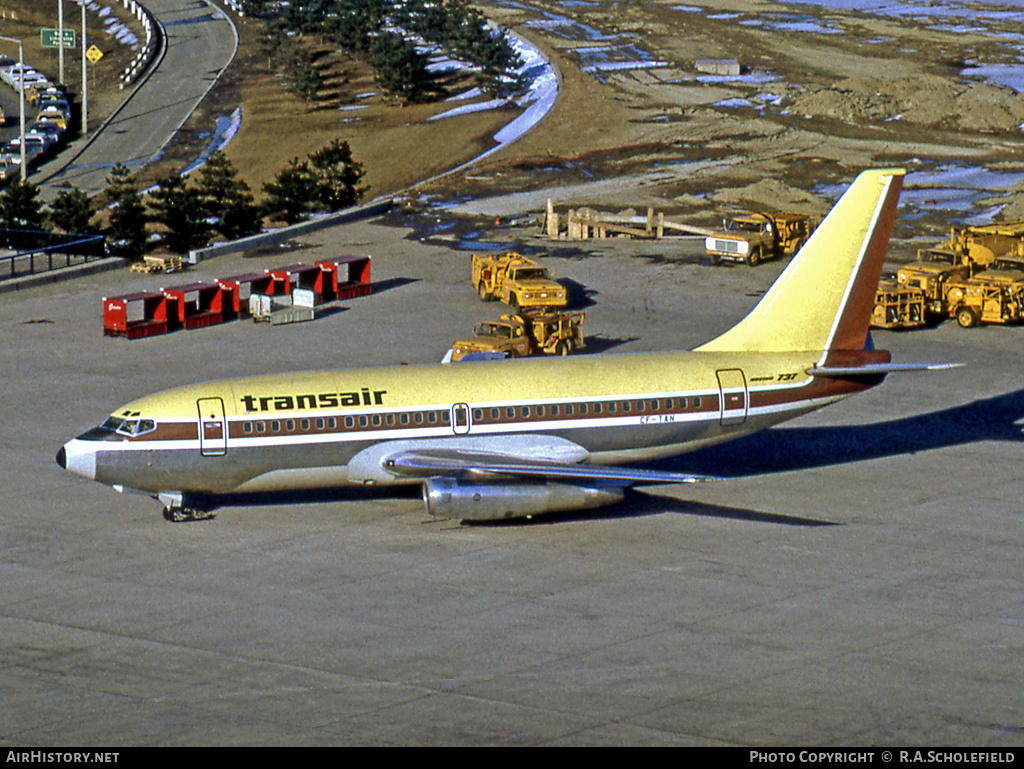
[59, 347, 885, 498]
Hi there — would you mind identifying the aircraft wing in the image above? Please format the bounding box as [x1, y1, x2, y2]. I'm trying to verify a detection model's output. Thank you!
[383, 448, 717, 485]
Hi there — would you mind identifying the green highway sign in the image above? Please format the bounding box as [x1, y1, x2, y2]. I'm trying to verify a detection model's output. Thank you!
[41, 28, 76, 49]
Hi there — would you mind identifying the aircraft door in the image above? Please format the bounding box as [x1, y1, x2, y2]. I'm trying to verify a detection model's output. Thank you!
[197, 397, 228, 456]
[451, 403, 471, 435]
[716, 369, 748, 427]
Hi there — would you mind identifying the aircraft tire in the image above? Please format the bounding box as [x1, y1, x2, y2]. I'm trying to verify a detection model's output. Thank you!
[162, 506, 214, 522]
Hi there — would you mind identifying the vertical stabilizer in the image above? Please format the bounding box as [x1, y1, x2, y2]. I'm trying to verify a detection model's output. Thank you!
[696, 169, 905, 353]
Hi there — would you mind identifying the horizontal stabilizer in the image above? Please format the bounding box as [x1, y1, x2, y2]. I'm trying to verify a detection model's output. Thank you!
[808, 362, 964, 377]
[385, 449, 718, 486]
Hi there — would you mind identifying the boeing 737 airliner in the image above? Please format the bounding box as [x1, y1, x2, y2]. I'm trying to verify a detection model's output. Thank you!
[57, 169, 951, 522]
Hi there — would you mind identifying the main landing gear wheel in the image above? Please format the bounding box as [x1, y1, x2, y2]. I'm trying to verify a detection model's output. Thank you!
[162, 506, 215, 523]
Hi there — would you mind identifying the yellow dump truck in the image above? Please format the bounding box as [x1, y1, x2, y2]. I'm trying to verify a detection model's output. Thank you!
[472, 252, 568, 309]
[705, 211, 817, 266]
[449, 311, 585, 362]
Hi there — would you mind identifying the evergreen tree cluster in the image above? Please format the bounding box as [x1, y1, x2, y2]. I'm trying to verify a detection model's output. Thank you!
[252, 0, 525, 102]
[0, 142, 367, 257]
[257, 19, 324, 105]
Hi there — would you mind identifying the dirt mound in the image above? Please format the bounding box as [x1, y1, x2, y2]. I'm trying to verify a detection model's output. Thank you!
[995, 194, 1024, 221]
[790, 75, 1024, 133]
[711, 179, 829, 214]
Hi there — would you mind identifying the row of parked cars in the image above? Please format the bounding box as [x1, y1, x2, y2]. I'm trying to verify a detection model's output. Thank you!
[1, 58, 73, 175]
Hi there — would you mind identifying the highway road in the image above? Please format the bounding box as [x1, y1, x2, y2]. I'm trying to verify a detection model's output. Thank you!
[36, 0, 237, 198]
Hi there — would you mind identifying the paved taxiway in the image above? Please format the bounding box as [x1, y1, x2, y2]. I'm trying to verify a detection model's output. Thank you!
[2, 214, 1022, 745]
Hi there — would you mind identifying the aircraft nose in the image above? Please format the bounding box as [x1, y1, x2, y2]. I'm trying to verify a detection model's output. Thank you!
[58, 439, 97, 480]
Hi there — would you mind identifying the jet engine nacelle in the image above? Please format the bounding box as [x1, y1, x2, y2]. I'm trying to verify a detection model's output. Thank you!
[422, 477, 624, 521]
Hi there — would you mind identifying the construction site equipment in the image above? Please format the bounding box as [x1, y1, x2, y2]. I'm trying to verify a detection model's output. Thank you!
[871, 280, 926, 329]
[129, 255, 182, 274]
[705, 211, 817, 266]
[472, 252, 568, 309]
[898, 224, 1024, 326]
[943, 280, 1024, 327]
[922, 221, 1024, 269]
[540, 199, 717, 241]
[450, 311, 585, 362]
[897, 250, 972, 317]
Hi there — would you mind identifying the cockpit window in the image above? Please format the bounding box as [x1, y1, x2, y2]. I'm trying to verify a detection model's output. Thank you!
[108, 418, 157, 437]
[101, 417, 125, 432]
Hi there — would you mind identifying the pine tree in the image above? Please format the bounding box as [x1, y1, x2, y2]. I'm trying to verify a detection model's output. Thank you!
[49, 186, 97, 234]
[262, 158, 320, 224]
[195, 152, 262, 239]
[0, 178, 47, 250]
[309, 139, 367, 211]
[105, 163, 148, 259]
[0, 177, 46, 238]
[370, 32, 431, 103]
[148, 171, 210, 255]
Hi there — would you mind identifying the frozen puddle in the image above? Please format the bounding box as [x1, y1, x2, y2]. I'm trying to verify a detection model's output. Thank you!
[816, 164, 1024, 225]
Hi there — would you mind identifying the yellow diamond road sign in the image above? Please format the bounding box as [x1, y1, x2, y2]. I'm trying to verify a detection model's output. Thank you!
[86, 45, 103, 63]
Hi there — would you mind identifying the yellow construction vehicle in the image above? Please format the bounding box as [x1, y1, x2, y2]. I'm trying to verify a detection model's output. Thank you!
[449, 311, 585, 362]
[705, 211, 817, 266]
[929, 221, 1024, 269]
[871, 280, 926, 329]
[897, 249, 973, 317]
[899, 223, 1024, 326]
[943, 279, 1024, 327]
[471, 252, 568, 309]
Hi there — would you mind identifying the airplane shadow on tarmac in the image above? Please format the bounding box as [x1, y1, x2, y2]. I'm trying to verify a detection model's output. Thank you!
[192, 388, 1024, 527]
[665, 386, 1024, 479]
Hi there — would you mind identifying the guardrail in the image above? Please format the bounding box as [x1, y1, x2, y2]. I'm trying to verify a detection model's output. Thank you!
[118, 0, 162, 88]
[188, 199, 394, 263]
[0, 233, 107, 281]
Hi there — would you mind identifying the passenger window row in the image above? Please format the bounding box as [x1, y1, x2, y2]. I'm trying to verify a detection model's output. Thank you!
[238, 396, 707, 436]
